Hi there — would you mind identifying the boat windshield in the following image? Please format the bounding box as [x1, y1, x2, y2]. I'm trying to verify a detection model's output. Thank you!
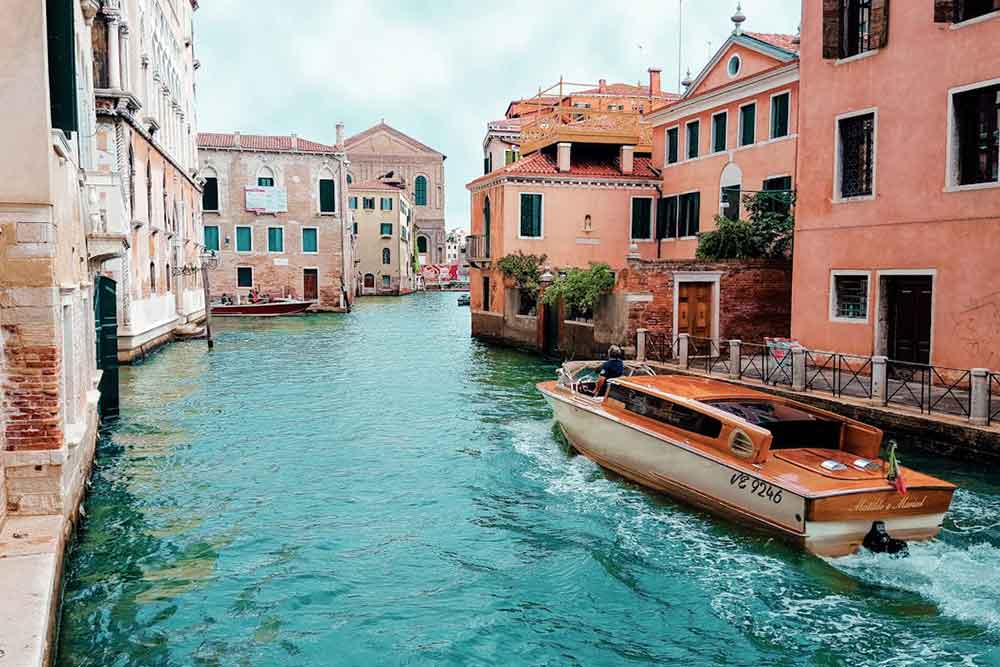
[704, 399, 842, 450]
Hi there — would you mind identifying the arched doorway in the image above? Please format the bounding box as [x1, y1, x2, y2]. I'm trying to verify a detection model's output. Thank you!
[719, 162, 743, 221]
[417, 235, 429, 266]
[363, 273, 375, 295]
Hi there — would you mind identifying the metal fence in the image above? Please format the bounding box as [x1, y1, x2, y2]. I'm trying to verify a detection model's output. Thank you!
[688, 337, 731, 376]
[645, 333, 677, 363]
[883, 361, 971, 417]
[803, 351, 873, 399]
[990, 373, 1000, 426]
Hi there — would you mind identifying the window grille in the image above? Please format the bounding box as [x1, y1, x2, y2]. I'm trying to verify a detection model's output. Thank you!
[839, 113, 875, 198]
[841, 0, 873, 58]
[834, 275, 868, 319]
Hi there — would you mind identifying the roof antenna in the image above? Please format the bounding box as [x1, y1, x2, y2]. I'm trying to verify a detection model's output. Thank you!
[677, 0, 683, 93]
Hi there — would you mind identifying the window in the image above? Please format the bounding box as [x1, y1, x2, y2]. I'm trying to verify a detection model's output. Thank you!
[149, 261, 156, 291]
[382, 275, 391, 288]
[608, 104, 625, 111]
[608, 386, 723, 438]
[237, 266, 253, 288]
[824, 0, 889, 59]
[363, 197, 375, 210]
[347, 174, 353, 185]
[727, 54, 741, 77]
[352, 222, 358, 235]
[953, 0, 999, 22]
[739, 104, 756, 146]
[382, 248, 391, 265]
[505, 149, 518, 165]
[319, 178, 336, 213]
[954, 84, 999, 186]
[302, 227, 318, 253]
[203, 225, 220, 251]
[484, 155, 492, 174]
[666, 127, 679, 165]
[202, 176, 219, 211]
[414, 175, 428, 206]
[630, 197, 653, 240]
[519, 193, 542, 238]
[762, 176, 793, 216]
[686, 121, 700, 159]
[47, 0, 78, 133]
[771, 92, 790, 139]
[380, 223, 393, 237]
[417, 236, 428, 253]
[349, 196, 358, 209]
[267, 227, 284, 253]
[380, 197, 393, 211]
[838, 112, 876, 198]
[712, 112, 727, 153]
[660, 193, 700, 238]
[236, 226, 252, 252]
[483, 196, 492, 258]
[721, 186, 741, 220]
[517, 289, 537, 316]
[831, 273, 869, 320]
[482, 276, 491, 311]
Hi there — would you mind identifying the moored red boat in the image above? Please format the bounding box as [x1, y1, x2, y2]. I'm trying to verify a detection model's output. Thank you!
[538, 363, 957, 557]
[210, 300, 314, 317]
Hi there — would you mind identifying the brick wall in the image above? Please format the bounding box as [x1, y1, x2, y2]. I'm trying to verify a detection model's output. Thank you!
[2, 332, 62, 452]
[617, 258, 792, 343]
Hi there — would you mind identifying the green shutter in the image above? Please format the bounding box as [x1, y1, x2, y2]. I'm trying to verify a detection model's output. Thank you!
[631, 198, 651, 239]
[202, 177, 219, 211]
[665, 196, 678, 238]
[302, 228, 317, 253]
[319, 179, 336, 213]
[687, 121, 700, 159]
[237, 267, 253, 287]
[741, 105, 756, 146]
[771, 93, 789, 138]
[667, 128, 679, 164]
[520, 194, 541, 237]
[46, 0, 78, 134]
[415, 176, 428, 205]
[258, 177, 275, 187]
[203, 226, 220, 251]
[380, 223, 392, 236]
[712, 114, 727, 152]
[268, 227, 283, 252]
[236, 227, 252, 251]
[349, 196, 358, 209]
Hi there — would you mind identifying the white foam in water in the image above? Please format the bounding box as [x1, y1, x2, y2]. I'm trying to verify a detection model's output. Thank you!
[507, 419, 999, 665]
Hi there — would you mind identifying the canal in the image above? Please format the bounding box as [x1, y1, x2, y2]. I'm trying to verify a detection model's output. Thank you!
[57, 292, 1000, 666]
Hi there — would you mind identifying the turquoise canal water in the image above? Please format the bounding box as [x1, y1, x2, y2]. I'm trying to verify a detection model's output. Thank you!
[57, 292, 1000, 666]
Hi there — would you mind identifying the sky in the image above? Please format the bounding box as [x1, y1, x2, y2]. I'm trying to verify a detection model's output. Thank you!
[194, 0, 801, 233]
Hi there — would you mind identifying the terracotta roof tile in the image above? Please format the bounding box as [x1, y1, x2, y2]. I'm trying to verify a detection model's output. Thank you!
[744, 32, 799, 54]
[471, 151, 659, 185]
[197, 132, 340, 153]
[574, 83, 681, 101]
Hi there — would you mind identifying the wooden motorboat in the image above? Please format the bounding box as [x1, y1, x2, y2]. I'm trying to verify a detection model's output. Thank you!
[210, 299, 313, 317]
[538, 364, 956, 557]
[457, 294, 470, 306]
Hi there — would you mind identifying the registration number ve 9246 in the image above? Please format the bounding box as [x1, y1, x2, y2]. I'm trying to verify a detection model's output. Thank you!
[729, 472, 783, 504]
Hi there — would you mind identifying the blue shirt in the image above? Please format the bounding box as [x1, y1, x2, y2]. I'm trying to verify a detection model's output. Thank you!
[599, 358, 625, 380]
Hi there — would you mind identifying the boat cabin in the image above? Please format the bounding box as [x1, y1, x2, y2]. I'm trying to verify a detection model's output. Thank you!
[603, 375, 882, 467]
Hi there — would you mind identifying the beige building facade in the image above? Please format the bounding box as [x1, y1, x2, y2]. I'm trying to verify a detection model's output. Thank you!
[198, 131, 355, 310]
[344, 122, 447, 266]
[91, 0, 206, 362]
[351, 177, 415, 296]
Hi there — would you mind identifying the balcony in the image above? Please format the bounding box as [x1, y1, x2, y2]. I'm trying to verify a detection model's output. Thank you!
[85, 171, 130, 263]
[519, 107, 653, 155]
[465, 235, 491, 267]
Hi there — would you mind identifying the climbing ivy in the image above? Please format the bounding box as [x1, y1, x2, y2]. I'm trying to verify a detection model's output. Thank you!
[540, 263, 615, 319]
[496, 251, 548, 294]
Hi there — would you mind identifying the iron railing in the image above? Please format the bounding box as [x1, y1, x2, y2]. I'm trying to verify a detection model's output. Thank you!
[645, 333, 677, 363]
[990, 373, 1000, 426]
[465, 234, 490, 263]
[884, 361, 971, 417]
[688, 337, 731, 376]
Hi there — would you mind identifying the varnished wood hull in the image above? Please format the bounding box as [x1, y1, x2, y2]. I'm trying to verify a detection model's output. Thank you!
[539, 384, 953, 557]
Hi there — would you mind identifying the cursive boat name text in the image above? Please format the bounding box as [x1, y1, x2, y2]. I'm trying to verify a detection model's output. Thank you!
[852, 495, 928, 513]
[729, 472, 783, 504]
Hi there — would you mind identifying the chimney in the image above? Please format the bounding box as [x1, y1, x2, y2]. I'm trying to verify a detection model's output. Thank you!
[620, 145, 634, 175]
[233, 131, 241, 148]
[557, 142, 571, 172]
[598, 78, 607, 93]
[291, 132, 299, 150]
[648, 68, 662, 96]
[336, 122, 345, 146]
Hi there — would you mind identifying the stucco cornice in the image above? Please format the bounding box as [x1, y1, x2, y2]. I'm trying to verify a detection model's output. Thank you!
[648, 63, 799, 127]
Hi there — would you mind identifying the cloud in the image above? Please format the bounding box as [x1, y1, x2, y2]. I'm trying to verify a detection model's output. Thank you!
[195, 0, 801, 232]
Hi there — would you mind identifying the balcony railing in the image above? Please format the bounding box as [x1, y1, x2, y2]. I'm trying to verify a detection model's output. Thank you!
[465, 234, 491, 266]
[519, 107, 653, 155]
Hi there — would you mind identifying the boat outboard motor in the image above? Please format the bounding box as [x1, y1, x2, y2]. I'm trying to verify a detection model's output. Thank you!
[862, 521, 908, 556]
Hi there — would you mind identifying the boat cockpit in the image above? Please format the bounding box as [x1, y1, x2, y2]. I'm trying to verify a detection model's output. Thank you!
[557, 361, 657, 400]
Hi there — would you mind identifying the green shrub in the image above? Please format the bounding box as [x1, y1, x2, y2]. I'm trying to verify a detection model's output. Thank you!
[541, 263, 615, 319]
[496, 251, 547, 293]
[695, 191, 795, 260]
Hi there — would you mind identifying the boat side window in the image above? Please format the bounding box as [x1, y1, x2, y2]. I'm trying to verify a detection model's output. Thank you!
[609, 386, 722, 438]
[706, 399, 842, 450]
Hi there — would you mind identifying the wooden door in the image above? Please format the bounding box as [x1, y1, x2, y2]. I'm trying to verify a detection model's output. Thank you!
[888, 276, 932, 364]
[677, 282, 713, 339]
[303, 269, 318, 301]
[94, 275, 119, 417]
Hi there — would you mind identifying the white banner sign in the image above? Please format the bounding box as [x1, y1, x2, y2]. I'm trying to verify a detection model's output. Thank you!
[245, 186, 288, 213]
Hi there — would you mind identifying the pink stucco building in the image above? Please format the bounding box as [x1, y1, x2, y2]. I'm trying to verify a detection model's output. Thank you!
[791, 0, 1000, 370]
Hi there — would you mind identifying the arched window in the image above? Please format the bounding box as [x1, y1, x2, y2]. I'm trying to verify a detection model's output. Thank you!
[414, 175, 428, 206]
[417, 235, 428, 254]
[166, 264, 171, 291]
[150, 261, 156, 291]
[364, 273, 375, 288]
[202, 166, 219, 212]
[720, 162, 743, 221]
[382, 248, 391, 265]
[146, 160, 152, 222]
[257, 165, 275, 187]
[318, 167, 336, 214]
[346, 174, 353, 185]
[483, 196, 491, 257]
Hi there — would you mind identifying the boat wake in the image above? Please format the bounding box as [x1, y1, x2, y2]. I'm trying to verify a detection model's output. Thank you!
[507, 418, 1000, 666]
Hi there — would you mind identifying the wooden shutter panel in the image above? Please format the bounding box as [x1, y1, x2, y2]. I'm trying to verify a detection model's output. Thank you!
[822, 0, 842, 59]
[46, 0, 79, 133]
[933, 0, 956, 21]
[871, 0, 890, 48]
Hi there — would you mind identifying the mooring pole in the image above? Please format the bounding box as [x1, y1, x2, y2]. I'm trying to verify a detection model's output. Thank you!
[200, 251, 217, 350]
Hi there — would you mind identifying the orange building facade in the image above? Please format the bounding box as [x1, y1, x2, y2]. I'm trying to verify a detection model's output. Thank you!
[648, 30, 799, 261]
[791, 1, 1000, 370]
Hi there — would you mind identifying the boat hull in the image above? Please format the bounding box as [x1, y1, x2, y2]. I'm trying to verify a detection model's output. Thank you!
[210, 301, 313, 317]
[540, 385, 950, 557]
